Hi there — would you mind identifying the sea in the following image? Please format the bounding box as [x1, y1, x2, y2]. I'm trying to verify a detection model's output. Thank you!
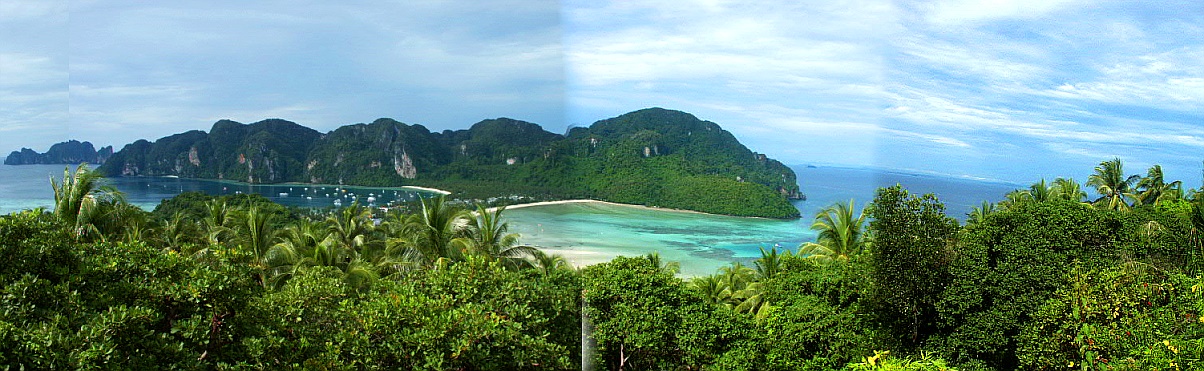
[0, 164, 1021, 276]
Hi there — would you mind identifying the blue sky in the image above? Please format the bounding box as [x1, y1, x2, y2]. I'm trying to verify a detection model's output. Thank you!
[2, 0, 1202, 187]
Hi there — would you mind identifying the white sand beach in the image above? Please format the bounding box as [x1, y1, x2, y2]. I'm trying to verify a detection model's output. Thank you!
[492, 199, 712, 216]
[400, 185, 452, 195]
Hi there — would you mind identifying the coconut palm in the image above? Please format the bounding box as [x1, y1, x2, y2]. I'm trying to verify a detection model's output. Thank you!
[325, 202, 375, 253]
[644, 252, 681, 275]
[1051, 177, 1087, 203]
[733, 281, 772, 320]
[690, 275, 731, 306]
[753, 245, 790, 280]
[50, 163, 126, 240]
[237, 205, 277, 286]
[1136, 164, 1182, 206]
[266, 218, 329, 288]
[159, 211, 198, 250]
[200, 199, 235, 248]
[404, 196, 470, 267]
[798, 199, 867, 263]
[1000, 189, 1033, 210]
[718, 262, 755, 295]
[530, 250, 572, 275]
[1086, 158, 1141, 211]
[1028, 179, 1055, 203]
[455, 204, 538, 270]
[968, 201, 997, 224]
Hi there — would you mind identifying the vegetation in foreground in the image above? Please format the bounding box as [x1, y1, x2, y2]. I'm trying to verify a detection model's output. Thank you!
[2, 157, 1204, 370]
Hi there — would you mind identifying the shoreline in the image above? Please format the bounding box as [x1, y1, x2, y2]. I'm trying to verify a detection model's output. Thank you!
[112, 175, 453, 195]
[495, 199, 785, 220]
[491, 199, 718, 217]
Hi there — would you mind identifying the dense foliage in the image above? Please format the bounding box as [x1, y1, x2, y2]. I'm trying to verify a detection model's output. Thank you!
[7, 158, 1204, 369]
[96, 108, 801, 218]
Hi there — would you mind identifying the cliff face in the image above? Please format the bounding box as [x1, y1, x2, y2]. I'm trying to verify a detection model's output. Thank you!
[4, 140, 113, 165]
[96, 108, 803, 218]
[99, 119, 322, 182]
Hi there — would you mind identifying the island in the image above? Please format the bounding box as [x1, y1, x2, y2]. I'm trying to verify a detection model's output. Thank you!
[97, 108, 803, 218]
[4, 140, 113, 165]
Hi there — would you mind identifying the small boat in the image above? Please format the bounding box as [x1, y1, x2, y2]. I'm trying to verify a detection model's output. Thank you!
[279, 192, 289, 197]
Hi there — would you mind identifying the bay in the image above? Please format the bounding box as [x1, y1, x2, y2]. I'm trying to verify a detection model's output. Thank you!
[0, 164, 435, 214]
[503, 165, 1022, 276]
[1, 164, 1023, 276]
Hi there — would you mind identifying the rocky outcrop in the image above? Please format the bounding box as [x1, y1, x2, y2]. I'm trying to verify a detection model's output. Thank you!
[4, 140, 112, 165]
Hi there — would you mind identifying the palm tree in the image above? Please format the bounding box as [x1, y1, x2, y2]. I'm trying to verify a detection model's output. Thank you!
[968, 201, 997, 224]
[51, 163, 125, 239]
[159, 211, 198, 250]
[455, 204, 539, 270]
[530, 250, 572, 275]
[733, 281, 772, 320]
[237, 205, 277, 286]
[1051, 177, 1087, 203]
[1086, 158, 1141, 211]
[325, 202, 375, 253]
[644, 252, 681, 275]
[200, 199, 234, 248]
[689, 275, 731, 306]
[798, 199, 866, 263]
[1000, 189, 1033, 210]
[1136, 164, 1182, 206]
[403, 196, 470, 267]
[1028, 179, 1055, 203]
[266, 218, 329, 288]
[753, 245, 790, 280]
[718, 262, 754, 295]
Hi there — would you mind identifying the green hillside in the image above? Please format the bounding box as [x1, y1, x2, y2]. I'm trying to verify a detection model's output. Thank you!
[98, 108, 802, 218]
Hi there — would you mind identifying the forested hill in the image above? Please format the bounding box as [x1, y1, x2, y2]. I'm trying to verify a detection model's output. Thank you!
[4, 140, 113, 165]
[97, 108, 802, 218]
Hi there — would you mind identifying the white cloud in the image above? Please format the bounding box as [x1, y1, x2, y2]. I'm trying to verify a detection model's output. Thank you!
[920, 0, 1096, 26]
[1038, 47, 1204, 109]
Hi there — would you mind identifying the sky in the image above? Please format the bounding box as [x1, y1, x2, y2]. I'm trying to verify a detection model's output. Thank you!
[2, 0, 1202, 186]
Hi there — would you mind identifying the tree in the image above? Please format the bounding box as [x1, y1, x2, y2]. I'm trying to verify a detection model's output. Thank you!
[1051, 177, 1087, 203]
[582, 256, 692, 370]
[454, 204, 538, 270]
[402, 196, 470, 267]
[689, 275, 731, 306]
[530, 250, 572, 275]
[237, 205, 277, 286]
[753, 245, 790, 280]
[867, 185, 958, 346]
[1087, 158, 1141, 211]
[644, 252, 681, 275]
[1136, 164, 1183, 206]
[968, 201, 997, 224]
[798, 199, 867, 264]
[50, 163, 126, 240]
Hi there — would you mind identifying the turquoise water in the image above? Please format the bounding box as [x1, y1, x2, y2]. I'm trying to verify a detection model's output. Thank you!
[503, 166, 1022, 276]
[1, 164, 1022, 276]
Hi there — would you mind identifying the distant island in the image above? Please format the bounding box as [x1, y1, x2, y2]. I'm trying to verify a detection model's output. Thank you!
[4, 140, 113, 165]
[96, 108, 803, 218]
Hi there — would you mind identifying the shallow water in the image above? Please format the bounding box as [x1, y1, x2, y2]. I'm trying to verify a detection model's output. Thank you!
[504, 166, 1021, 276]
[1, 164, 1021, 276]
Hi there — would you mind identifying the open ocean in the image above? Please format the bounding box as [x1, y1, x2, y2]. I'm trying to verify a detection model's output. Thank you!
[0, 164, 1022, 276]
